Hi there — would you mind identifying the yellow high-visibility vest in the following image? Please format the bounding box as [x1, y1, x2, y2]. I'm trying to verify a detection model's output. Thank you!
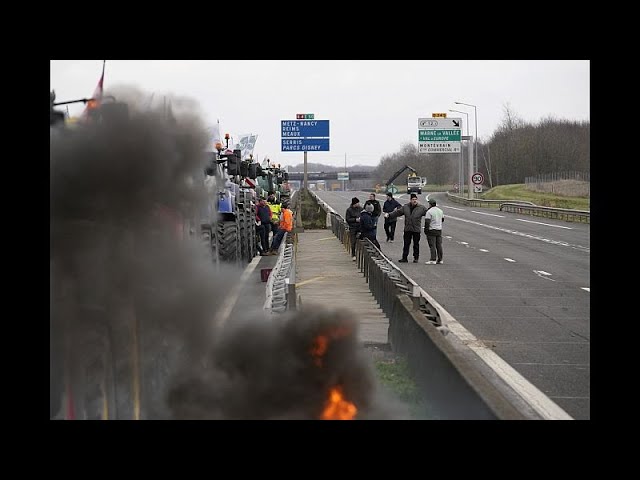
[268, 202, 281, 222]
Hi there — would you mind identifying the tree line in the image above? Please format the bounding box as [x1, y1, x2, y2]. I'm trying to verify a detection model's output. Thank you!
[372, 104, 590, 188]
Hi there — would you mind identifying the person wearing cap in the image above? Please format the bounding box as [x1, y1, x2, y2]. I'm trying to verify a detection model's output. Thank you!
[383, 192, 402, 242]
[345, 197, 362, 261]
[384, 193, 428, 263]
[424, 198, 445, 264]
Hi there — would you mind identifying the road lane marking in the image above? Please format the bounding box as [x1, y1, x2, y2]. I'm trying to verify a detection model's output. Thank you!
[533, 270, 556, 281]
[445, 215, 589, 252]
[471, 210, 505, 217]
[517, 218, 573, 229]
[215, 256, 261, 328]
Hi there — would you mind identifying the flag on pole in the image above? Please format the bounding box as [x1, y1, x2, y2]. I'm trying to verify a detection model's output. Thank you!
[212, 120, 222, 150]
[81, 60, 105, 121]
[237, 133, 258, 160]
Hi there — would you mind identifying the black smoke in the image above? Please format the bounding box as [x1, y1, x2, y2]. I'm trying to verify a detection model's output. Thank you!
[50, 87, 405, 420]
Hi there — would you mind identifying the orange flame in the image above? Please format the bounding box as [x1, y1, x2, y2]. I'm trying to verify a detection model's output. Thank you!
[310, 335, 329, 367]
[321, 386, 357, 420]
[309, 326, 351, 368]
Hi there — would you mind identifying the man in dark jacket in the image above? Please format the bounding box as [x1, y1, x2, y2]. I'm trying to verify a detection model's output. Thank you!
[364, 193, 382, 227]
[360, 203, 381, 249]
[382, 192, 402, 242]
[345, 197, 362, 261]
[255, 198, 272, 255]
[385, 193, 428, 263]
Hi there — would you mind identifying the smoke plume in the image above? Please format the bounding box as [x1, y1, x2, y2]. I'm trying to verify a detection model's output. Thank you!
[50, 87, 405, 420]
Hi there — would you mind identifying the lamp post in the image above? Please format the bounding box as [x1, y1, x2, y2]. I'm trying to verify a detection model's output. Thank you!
[344, 152, 347, 191]
[449, 109, 469, 136]
[454, 101, 477, 173]
[450, 109, 469, 196]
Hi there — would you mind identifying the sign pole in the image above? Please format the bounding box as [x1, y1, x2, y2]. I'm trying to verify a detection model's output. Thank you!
[468, 135, 474, 200]
[344, 152, 347, 191]
[303, 151, 308, 190]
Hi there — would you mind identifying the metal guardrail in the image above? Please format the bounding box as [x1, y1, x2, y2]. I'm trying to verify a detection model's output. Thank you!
[328, 211, 445, 331]
[311, 189, 573, 419]
[446, 192, 590, 223]
[447, 192, 536, 208]
[500, 202, 590, 223]
[263, 233, 295, 314]
[264, 190, 300, 314]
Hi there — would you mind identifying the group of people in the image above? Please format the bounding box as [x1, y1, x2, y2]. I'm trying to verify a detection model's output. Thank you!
[255, 192, 293, 256]
[346, 192, 444, 265]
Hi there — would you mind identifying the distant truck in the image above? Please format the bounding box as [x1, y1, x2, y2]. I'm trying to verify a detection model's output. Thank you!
[385, 165, 424, 195]
[407, 174, 422, 195]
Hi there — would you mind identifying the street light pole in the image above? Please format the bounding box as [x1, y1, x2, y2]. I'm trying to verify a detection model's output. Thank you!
[454, 101, 478, 174]
[344, 152, 347, 191]
[449, 109, 469, 136]
[450, 109, 469, 197]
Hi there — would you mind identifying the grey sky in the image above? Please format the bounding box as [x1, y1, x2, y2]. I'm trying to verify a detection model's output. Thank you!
[50, 60, 589, 168]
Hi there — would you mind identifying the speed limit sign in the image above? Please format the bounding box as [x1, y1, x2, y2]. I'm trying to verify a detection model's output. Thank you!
[472, 172, 484, 185]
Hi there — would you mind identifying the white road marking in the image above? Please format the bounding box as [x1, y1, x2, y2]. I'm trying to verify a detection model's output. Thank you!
[479, 248, 489, 252]
[517, 218, 573, 229]
[513, 363, 589, 367]
[504, 258, 516, 262]
[445, 215, 589, 252]
[581, 287, 590, 292]
[459, 241, 469, 245]
[471, 210, 505, 218]
[444, 205, 466, 211]
[533, 270, 556, 281]
[215, 256, 261, 328]
[428, 290, 573, 419]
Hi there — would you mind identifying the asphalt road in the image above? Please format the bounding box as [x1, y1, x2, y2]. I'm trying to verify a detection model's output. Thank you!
[316, 190, 590, 420]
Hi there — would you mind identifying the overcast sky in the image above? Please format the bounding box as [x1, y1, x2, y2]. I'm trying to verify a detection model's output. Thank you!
[50, 60, 589, 168]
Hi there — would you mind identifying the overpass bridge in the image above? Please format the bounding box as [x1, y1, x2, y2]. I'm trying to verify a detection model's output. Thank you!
[287, 171, 374, 181]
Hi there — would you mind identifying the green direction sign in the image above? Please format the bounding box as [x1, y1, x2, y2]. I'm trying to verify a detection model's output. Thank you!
[419, 130, 462, 142]
[387, 184, 398, 194]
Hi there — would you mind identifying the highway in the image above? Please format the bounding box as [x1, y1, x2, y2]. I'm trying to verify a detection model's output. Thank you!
[316, 190, 590, 420]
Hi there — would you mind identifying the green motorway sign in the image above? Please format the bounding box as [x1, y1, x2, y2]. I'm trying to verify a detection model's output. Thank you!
[419, 130, 462, 142]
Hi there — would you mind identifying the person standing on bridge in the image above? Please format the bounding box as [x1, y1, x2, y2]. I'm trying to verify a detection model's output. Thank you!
[255, 198, 272, 255]
[384, 193, 428, 263]
[267, 193, 281, 244]
[360, 203, 381, 249]
[268, 200, 293, 254]
[383, 192, 402, 242]
[424, 198, 445, 264]
[364, 193, 382, 227]
[345, 197, 361, 261]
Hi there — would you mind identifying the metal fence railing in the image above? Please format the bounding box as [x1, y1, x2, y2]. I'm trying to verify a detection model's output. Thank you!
[310, 189, 573, 420]
[263, 190, 300, 314]
[328, 211, 444, 330]
[446, 192, 590, 224]
[499, 203, 590, 223]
